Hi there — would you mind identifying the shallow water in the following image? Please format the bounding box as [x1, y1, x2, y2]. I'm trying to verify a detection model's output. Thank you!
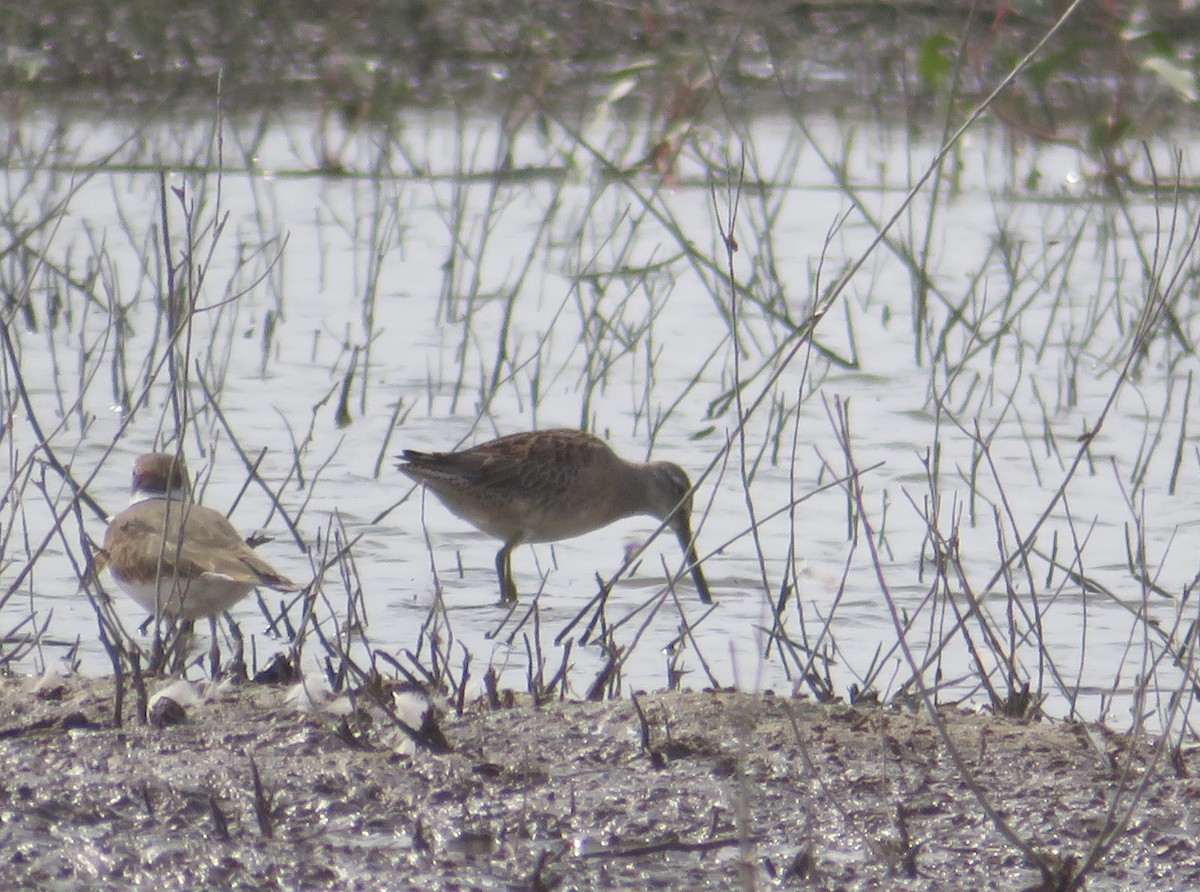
[3, 106, 1197, 729]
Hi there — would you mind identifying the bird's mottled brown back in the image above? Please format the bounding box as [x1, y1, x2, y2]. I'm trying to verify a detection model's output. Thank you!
[399, 430, 623, 542]
[402, 430, 612, 498]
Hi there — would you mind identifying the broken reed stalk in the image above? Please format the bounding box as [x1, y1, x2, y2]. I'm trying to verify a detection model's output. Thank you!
[829, 394, 1056, 881]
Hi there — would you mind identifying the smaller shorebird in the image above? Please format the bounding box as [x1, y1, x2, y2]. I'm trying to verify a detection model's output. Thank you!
[98, 452, 301, 620]
[397, 429, 712, 604]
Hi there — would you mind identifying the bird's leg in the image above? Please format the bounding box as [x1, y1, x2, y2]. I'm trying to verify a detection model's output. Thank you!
[208, 615, 221, 679]
[496, 542, 519, 604]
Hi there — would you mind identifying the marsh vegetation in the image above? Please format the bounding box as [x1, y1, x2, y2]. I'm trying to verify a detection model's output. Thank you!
[4, 1, 1200, 887]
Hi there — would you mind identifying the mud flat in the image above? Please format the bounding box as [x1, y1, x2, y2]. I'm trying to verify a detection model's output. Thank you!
[0, 674, 1196, 890]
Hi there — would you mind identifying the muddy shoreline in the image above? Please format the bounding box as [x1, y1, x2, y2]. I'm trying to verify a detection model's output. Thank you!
[0, 674, 1196, 889]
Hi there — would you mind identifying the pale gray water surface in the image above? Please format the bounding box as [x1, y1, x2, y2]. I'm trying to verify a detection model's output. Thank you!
[3, 107, 1197, 730]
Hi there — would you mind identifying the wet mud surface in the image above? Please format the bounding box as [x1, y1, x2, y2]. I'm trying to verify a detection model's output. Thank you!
[0, 675, 1198, 890]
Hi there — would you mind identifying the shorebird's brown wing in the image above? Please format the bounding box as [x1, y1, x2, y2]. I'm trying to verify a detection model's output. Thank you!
[230, 551, 302, 592]
[170, 504, 302, 592]
[400, 430, 609, 498]
[104, 501, 301, 593]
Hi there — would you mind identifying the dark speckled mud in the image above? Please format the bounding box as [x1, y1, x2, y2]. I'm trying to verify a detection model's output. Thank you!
[0, 676, 1196, 890]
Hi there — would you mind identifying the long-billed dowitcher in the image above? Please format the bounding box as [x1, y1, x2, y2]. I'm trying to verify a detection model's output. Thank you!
[98, 452, 301, 620]
[397, 429, 712, 604]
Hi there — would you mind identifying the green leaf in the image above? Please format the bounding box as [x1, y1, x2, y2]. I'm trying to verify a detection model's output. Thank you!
[1124, 28, 1176, 58]
[917, 34, 955, 91]
[1141, 55, 1198, 102]
[1021, 50, 1068, 90]
[1088, 115, 1133, 152]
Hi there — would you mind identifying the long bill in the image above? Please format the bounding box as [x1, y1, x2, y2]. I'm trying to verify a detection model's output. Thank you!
[673, 525, 713, 604]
